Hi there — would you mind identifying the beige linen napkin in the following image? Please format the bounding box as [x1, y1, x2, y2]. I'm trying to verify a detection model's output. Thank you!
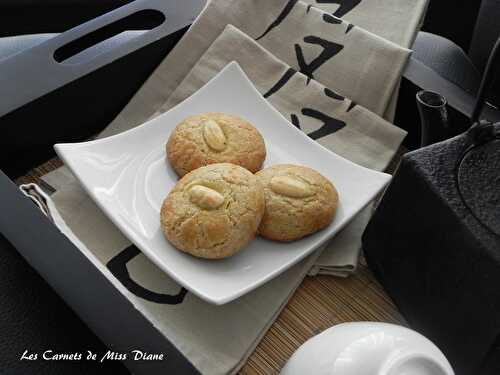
[310, 0, 429, 122]
[308, 0, 429, 47]
[309, 206, 372, 276]
[102, 0, 413, 139]
[163, 25, 405, 171]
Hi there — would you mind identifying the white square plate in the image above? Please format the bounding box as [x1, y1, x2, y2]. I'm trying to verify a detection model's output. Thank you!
[55, 62, 391, 305]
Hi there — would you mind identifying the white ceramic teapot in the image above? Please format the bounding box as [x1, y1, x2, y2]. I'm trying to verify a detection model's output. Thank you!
[281, 323, 454, 375]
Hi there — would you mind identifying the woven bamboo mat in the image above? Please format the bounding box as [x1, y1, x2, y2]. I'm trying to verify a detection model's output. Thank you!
[16, 156, 405, 375]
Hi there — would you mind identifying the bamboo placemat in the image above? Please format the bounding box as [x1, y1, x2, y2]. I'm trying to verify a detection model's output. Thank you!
[16, 155, 405, 375]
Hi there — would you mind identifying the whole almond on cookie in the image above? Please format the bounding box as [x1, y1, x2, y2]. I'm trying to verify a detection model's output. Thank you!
[188, 185, 225, 210]
[257, 165, 338, 242]
[269, 176, 314, 198]
[202, 119, 227, 151]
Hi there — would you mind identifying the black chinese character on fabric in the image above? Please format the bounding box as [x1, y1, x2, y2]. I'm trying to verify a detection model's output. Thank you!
[291, 88, 347, 140]
[256, 0, 360, 141]
[256, 0, 299, 40]
[107, 245, 188, 304]
[295, 36, 344, 84]
[316, 0, 363, 18]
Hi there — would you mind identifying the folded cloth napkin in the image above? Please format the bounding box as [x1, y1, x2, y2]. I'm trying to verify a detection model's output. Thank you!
[306, 0, 428, 122]
[308, 206, 372, 277]
[163, 25, 405, 171]
[102, 0, 414, 139]
[308, 0, 429, 47]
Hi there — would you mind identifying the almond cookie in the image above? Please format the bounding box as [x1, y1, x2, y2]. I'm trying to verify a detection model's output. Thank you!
[160, 163, 265, 259]
[167, 113, 266, 177]
[256, 165, 339, 242]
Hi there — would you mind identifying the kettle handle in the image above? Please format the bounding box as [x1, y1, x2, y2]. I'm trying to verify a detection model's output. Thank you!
[471, 35, 500, 124]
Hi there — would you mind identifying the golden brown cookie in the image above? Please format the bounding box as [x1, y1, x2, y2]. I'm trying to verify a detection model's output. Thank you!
[160, 163, 265, 259]
[256, 165, 339, 242]
[166, 113, 266, 177]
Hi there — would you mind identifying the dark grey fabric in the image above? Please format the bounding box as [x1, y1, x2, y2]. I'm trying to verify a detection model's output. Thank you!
[421, 0, 482, 52]
[469, 0, 500, 73]
[412, 0, 500, 110]
[412, 31, 481, 95]
[469, 0, 500, 107]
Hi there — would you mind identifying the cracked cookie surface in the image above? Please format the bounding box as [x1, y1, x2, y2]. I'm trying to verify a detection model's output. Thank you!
[167, 113, 266, 177]
[161, 163, 265, 259]
[256, 165, 339, 242]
